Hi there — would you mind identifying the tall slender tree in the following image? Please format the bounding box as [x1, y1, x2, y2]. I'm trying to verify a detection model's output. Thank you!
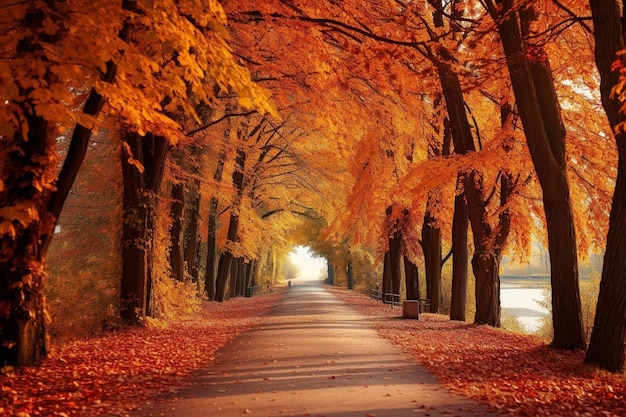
[585, 0, 626, 371]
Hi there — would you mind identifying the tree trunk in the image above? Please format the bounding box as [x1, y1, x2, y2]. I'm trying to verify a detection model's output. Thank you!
[0, 112, 49, 367]
[204, 155, 225, 300]
[347, 260, 354, 290]
[214, 150, 245, 302]
[404, 257, 419, 300]
[229, 257, 240, 298]
[120, 132, 168, 322]
[183, 180, 201, 283]
[327, 260, 335, 285]
[422, 208, 442, 312]
[489, 0, 585, 349]
[585, 0, 626, 372]
[472, 252, 501, 327]
[450, 191, 468, 321]
[389, 231, 403, 296]
[169, 183, 185, 282]
[382, 252, 392, 295]
[246, 260, 256, 289]
[215, 251, 234, 302]
[205, 196, 219, 300]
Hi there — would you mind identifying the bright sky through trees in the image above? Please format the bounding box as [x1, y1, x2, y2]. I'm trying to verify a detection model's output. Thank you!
[288, 246, 326, 282]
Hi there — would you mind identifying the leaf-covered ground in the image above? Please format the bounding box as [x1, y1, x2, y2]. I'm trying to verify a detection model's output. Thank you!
[328, 287, 626, 417]
[0, 292, 282, 417]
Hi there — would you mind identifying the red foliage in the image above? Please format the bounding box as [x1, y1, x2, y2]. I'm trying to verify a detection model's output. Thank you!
[0, 293, 281, 417]
[328, 287, 626, 417]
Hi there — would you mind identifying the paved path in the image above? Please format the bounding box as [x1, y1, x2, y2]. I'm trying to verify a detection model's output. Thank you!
[134, 284, 495, 417]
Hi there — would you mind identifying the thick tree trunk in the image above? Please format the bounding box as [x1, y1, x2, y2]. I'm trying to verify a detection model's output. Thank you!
[327, 260, 335, 285]
[215, 251, 234, 302]
[489, 0, 585, 349]
[389, 231, 403, 296]
[472, 252, 501, 326]
[450, 192, 468, 321]
[404, 257, 419, 300]
[229, 257, 240, 298]
[422, 209, 442, 312]
[0, 113, 49, 367]
[120, 132, 168, 322]
[169, 183, 185, 282]
[585, 0, 626, 372]
[382, 252, 392, 295]
[347, 260, 354, 290]
[245, 260, 256, 290]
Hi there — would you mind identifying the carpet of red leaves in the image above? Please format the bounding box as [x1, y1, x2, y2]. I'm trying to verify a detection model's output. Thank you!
[0, 292, 282, 417]
[328, 287, 626, 417]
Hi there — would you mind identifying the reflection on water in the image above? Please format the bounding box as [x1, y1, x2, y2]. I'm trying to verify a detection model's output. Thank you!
[501, 286, 550, 332]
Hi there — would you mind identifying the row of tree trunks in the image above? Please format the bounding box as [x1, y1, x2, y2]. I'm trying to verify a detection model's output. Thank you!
[225, 258, 257, 297]
[215, 148, 246, 302]
[487, 0, 585, 350]
[585, 0, 626, 372]
[204, 154, 225, 300]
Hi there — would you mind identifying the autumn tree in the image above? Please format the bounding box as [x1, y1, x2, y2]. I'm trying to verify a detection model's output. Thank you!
[1, 0, 276, 366]
[585, 0, 626, 372]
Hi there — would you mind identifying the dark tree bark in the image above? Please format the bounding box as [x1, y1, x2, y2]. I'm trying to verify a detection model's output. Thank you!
[347, 260, 354, 290]
[183, 180, 201, 283]
[382, 252, 392, 295]
[425, 0, 502, 323]
[389, 231, 403, 296]
[404, 257, 419, 300]
[486, 0, 585, 349]
[120, 132, 168, 322]
[229, 257, 241, 298]
[245, 260, 256, 290]
[327, 260, 335, 285]
[585, 0, 626, 372]
[169, 183, 185, 282]
[204, 155, 225, 300]
[450, 191, 468, 321]
[215, 149, 246, 302]
[421, 208, 442, 312]
[0, 112, 49, 367]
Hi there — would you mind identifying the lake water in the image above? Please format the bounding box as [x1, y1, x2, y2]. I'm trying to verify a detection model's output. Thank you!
[501, 286, 550, 332]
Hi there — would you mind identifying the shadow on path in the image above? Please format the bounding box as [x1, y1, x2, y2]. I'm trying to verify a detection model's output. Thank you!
[132, 284, 496, 417]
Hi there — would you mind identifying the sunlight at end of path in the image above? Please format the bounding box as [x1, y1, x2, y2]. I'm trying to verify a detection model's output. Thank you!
[288, 246, 326, 282]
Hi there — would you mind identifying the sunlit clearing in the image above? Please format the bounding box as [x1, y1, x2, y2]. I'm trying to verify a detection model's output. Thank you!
[288, 246, 326, 281]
